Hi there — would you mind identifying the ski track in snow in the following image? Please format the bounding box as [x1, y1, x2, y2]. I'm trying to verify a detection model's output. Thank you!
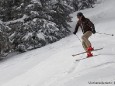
[1, 0, 115, 86]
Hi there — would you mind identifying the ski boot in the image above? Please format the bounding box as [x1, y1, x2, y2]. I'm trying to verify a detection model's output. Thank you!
[87, 46, 94, 51]
[87, 52, 93, 58]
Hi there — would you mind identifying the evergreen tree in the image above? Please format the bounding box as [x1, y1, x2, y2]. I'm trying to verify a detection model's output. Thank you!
[0, 0, 97, 56]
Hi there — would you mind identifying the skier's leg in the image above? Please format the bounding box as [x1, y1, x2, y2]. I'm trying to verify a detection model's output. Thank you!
[82, 40, 93, 57]
[82, 31, 93, 57]
[82, 41, 87, 51]
[81, 31, 92, 48]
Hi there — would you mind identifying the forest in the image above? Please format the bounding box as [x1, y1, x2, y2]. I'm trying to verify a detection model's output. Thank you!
[0, 0, 96, 56]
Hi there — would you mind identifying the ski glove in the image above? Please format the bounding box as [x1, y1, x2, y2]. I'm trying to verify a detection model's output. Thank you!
[92, 29, 96, 34]
[73, 32, 76, 35]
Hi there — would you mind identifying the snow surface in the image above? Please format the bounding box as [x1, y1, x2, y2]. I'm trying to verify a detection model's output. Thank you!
[0, 0, 115, 86]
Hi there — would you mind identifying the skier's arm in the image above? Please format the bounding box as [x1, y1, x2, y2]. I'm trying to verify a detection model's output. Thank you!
[73, 22, 79, 34]
[87, 19, 96, 34]
[91, 23, 96, 34]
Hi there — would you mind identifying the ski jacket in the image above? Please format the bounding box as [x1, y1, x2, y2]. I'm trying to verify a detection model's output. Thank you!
[74, 17, 95, 34]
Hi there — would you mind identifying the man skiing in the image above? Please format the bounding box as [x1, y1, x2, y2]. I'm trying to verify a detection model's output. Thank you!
[73, 12, 96, 57]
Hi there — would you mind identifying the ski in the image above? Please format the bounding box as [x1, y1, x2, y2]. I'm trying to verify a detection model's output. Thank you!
[76, 54, 100, 61]
[72, 47, 103, 57]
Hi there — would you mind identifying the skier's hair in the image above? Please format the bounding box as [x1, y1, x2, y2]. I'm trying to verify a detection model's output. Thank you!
[77, 12, 85, 20]
[77, 12, 83, 17]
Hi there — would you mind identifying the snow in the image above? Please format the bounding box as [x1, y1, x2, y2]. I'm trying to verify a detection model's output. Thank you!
[31, 11, 39, 16]
[5, 14, 28, 25]
[23, 32, 33, 40]
[31, 0, 41, 5]
[0, 20, 3, 24]
[37, 33, 45, 40]
[1, 0, 115, 86]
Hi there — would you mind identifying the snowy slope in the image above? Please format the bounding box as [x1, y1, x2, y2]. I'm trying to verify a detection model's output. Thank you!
[0, 0, 115, 86]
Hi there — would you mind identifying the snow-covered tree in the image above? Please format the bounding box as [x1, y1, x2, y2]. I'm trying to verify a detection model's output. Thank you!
[0, 0, 97, 56]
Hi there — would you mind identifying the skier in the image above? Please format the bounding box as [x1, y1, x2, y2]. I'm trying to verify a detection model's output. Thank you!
[73, 12, 96, 57]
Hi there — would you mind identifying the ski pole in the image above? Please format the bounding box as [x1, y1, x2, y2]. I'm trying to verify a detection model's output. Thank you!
[75, 34, 82, 43]
[97, 32, 114, 36]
